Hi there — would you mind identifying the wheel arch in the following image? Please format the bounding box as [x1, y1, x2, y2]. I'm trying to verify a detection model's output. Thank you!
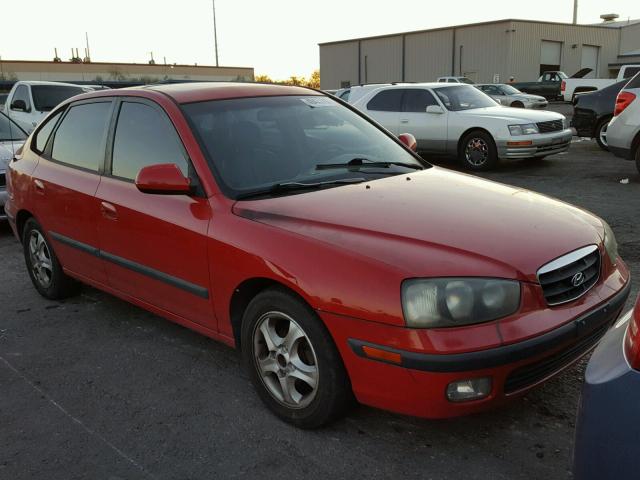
[229, 277, 317, 350]
[15, 209, 35, 243]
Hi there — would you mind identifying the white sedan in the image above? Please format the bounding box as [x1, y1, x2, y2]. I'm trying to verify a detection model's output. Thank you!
[350, 83, 572, 170]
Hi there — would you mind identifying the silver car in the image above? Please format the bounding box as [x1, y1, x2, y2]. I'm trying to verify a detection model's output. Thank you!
[476, 84, 548, 109]
[351, 83, 571, 170]
[0, 112, 27, 220]
[608, 73, 640, 173]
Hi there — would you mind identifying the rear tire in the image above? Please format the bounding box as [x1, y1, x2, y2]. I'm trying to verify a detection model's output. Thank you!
[22, 218, 80, 300]
[595, 118, 611, 151]
[459, 131, 498, 171]
[241, 287, 353, 428]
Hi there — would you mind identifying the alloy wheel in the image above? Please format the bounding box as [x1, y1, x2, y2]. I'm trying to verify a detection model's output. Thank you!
[599, 121, 609, 147]
[465, 137, 489, 166]
[28, 231, 53, 288]
[252, 311, 319, 409]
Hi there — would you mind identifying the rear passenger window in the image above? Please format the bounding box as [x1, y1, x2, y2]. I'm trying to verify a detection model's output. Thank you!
[33, 110, 63, 153]
[111, 102, 188, 181]
[367, 90, 403, 112]
[51, 102, 112, 171]
[402, 89, 438, 112]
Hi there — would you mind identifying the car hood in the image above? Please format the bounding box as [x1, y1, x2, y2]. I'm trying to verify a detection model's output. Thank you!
[0, 141, 23, 171]
[233, 168, 603, 282]
[456, 106, 563, 123]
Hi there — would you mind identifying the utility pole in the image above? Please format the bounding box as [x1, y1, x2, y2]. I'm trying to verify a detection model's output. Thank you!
[212, 0, 219, 66]
[85, 32, 91, 61]
[573, 0, 578, 24]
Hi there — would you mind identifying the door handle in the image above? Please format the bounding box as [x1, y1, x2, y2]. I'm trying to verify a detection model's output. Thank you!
[400, 119, 409, 124]
[34, 179, 45, 195]
[100, 201, 118, 221]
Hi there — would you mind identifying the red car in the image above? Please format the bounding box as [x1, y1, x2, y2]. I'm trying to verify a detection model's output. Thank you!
[5, 83, 630, 428]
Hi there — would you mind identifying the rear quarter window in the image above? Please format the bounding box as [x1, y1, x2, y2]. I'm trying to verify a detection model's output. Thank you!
[32, 110, 63, 153]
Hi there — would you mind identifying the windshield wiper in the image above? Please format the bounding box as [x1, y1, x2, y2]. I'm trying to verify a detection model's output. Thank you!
[316, 157, 423, 171]
[236, 177, 367, 200]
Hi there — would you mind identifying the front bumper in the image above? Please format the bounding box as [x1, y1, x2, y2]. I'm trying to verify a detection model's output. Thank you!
[497, 129, 573, 159]
[573, 308, 639, 480]
[323, 279, 630, 419]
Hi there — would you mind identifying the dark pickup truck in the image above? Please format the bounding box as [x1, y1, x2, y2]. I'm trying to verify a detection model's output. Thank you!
[511, 68, 591, 100]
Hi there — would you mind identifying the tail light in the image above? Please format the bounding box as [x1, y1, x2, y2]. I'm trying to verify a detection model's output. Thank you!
[561, 81, 566, 92]
[625, 295, 640, 370]
[614, 91, 636, 116]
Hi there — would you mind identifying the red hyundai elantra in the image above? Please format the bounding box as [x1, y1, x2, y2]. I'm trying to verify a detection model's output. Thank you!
[5, 83, 630, 428]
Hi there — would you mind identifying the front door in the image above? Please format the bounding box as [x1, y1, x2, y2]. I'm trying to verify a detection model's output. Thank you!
[7, 85, 35, 133]
[95, 99, 214, 328]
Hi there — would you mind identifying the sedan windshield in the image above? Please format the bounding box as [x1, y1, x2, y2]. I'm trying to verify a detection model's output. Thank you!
[434, 85, 498, 111]
[31, 85, 86, 111]
[499, 85, 522, 95]
[183, 95, 427, 198]
[0, 112, 27, 141]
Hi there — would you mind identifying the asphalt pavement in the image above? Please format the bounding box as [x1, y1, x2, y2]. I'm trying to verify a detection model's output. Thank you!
[1, 105, 638, 479]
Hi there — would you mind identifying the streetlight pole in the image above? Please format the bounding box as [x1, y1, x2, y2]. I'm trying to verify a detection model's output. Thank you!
[573, 0, 578, 24]
[212, 0, 219, 66]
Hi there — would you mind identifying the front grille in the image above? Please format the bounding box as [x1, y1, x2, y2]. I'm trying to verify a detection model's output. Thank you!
[504, 322, 610, 394]
[537, 120, 564, 133]
[538, 246, 600, 306]
[0, 173, 5, 188]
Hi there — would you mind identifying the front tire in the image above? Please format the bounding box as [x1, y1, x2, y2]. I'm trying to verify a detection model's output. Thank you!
[22, 218, 79, 300]
[241, 288, 353, 428]
[459, 131, 498, 171]
[511, 101, 524, 108]
[595, 118, 610, 151]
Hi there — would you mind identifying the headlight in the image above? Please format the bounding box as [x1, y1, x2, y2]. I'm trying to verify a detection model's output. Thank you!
[509, 123, 539, 135]
[603, 221, 619, 264]
[402, 278, 521, 328]
[562, 117, 569, 129]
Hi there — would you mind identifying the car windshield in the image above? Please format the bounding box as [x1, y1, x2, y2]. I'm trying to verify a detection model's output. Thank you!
[500, 85, 521, 95]
[434, 85, 497, 111]
[31, 85, 86, 111]
[0, 112, 27, 141]
[459, 77, 475, 84]
[183, 95, 427, 199]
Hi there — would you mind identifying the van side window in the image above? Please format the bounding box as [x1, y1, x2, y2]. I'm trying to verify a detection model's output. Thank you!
[51, 102, 112, 172]
[111, 102, 188, 181]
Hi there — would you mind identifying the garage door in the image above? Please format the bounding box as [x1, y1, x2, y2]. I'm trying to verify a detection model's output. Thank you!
[581, 45, 600, 78]
[540, 41, 562, 74]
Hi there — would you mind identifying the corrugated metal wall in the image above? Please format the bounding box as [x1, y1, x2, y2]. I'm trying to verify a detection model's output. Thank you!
[405, 29, 454, 82]
[509, 22, 620, 79]
[360, 36, 403, 84]
[620, 23, 640, 55]
[454, 22, 510, 83]
[319, 42, 359, 89]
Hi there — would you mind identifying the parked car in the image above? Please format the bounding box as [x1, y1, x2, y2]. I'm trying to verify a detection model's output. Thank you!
[350, 83, 572, 170]
[0, 111, 27, 220]
[6, 83, 630, 428]
[511, 71, 569, 100]
[572, 80, 627, 151]
[3, 81, 89, 133]
[562, 65, 640, 102]
[437, 76, 475, 84]
[573, 291, 640, 480]
[607, 73, 640, 173]
[475, 84, 548, 109]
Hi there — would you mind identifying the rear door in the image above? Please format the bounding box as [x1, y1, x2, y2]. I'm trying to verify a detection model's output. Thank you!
[363, 89, 403, 134]
[95, 98, 214, 327]
[31, 99, 114, 285]
[399, 88, 447, 153]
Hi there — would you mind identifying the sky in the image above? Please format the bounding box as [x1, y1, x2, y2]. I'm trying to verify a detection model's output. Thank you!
[1, 0, 638, 80]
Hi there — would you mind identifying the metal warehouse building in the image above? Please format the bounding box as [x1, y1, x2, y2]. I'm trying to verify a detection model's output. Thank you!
[319, 18, 640, 89]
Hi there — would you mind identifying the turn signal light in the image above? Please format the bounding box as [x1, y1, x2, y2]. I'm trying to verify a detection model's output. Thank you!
[507, 141, 533, 147]
[561, 80, 566, 92]
[361, 345, 402, 365]
[625, 295, 640, 370]
[614, 91, 636, 116]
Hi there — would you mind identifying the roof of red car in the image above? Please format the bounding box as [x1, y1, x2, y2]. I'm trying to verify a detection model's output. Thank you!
[145, 82, 323, 104]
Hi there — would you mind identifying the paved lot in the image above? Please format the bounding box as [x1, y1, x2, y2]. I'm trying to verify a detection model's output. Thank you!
[1, 106, 638, 479]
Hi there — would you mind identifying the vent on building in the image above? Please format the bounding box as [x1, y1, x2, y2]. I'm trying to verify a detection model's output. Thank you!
[600, 13, 620, 23]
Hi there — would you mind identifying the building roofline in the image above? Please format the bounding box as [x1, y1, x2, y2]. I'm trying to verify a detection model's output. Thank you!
[0, 59, 254, 71]
[318, 18, 635, 46]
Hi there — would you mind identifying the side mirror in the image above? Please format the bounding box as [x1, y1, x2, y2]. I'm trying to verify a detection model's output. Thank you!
[426, 105, 444, 114]
[11, 99, 28, 112]
[135, 163, 191, 195]
[398, 133, 417, 152]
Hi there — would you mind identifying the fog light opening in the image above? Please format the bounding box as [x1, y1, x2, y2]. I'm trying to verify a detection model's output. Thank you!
[446, 377, 492, 402]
